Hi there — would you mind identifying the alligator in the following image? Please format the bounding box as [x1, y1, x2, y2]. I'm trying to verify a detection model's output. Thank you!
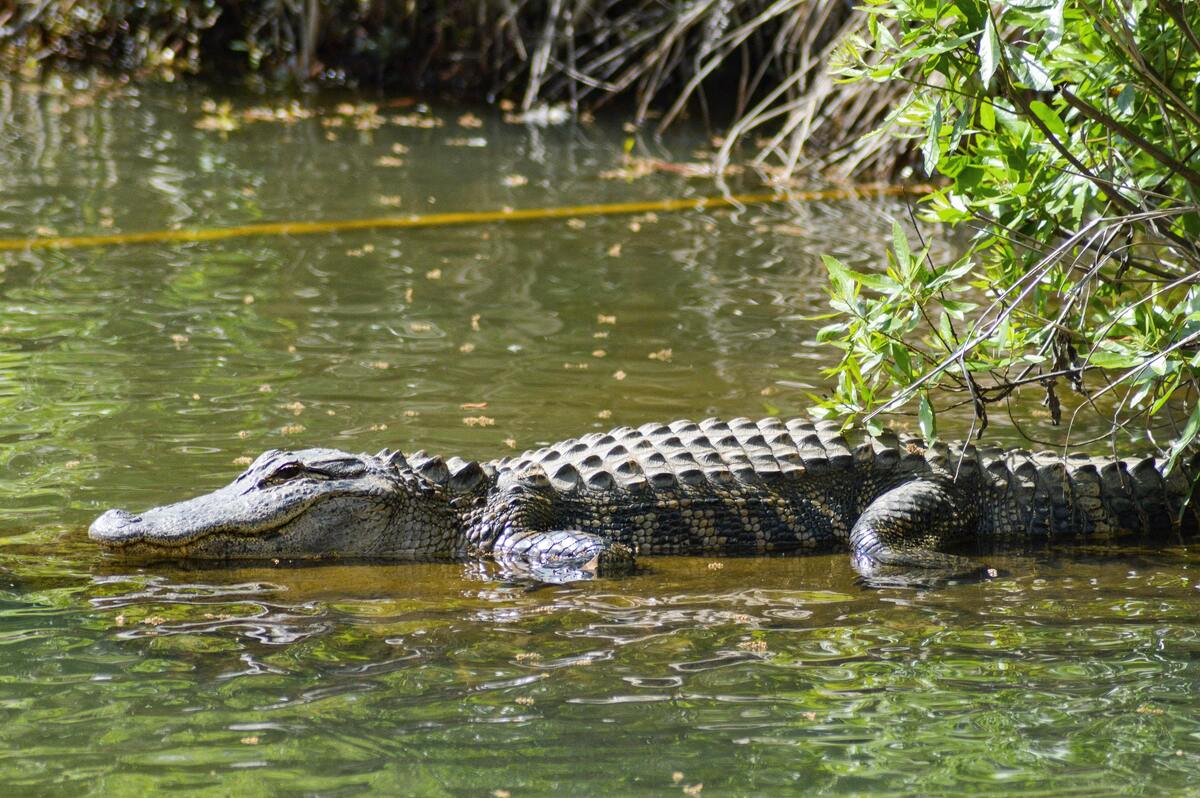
[89, 417, 1200, 585]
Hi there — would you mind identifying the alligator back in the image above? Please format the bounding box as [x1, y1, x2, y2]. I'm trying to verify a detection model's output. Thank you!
[491, 417, 865, 493]
[487, 417, 1200, 546]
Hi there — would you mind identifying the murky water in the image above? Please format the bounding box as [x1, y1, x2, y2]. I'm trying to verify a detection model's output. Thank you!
[1, 80, 1199, 795]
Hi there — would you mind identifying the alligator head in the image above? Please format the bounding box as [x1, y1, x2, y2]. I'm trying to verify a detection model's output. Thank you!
[89, 448, 460, 560]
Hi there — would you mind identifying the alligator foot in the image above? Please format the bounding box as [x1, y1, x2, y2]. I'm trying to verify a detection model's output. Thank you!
[850, 477, 997, 588]
[494, 529, 636, 584]
[852, 551, 997, 589]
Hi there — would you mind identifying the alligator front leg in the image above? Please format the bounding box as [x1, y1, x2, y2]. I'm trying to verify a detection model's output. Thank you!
[850, 477, 995, 587]
[493, 529, 636, 583]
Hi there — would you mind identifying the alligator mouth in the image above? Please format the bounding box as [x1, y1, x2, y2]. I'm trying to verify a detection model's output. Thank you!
[88, 494, 316, 554]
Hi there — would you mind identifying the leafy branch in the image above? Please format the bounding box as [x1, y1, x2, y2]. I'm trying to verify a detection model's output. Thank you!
[819, 0, 1200, 468]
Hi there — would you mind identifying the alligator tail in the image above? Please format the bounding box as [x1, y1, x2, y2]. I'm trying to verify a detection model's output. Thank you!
[1088, 452, 1200, 539]
[972, 447, 1200, 541]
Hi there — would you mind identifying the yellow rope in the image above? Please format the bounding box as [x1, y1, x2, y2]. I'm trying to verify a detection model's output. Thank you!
[0, 183, 931, 252]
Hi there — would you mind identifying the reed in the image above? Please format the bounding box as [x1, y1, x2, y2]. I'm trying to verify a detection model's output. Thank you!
[2, 0, 911, 178]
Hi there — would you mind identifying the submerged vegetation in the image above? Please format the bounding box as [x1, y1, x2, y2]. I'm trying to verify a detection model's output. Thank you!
[2, 0, 909, 177]
[818, 0, 1200, 467]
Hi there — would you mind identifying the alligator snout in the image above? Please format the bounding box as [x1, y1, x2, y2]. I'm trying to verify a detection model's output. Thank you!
[89, 508, 143, 544]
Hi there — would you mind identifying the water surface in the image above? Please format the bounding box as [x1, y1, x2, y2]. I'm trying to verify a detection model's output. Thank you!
[1, 80, 1198, 796]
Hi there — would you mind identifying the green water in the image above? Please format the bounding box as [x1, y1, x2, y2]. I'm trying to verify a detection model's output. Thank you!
[1, 80, 1199, 796]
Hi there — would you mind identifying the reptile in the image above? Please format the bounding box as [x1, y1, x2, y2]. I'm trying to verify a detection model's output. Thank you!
[88, 416, 1200, 584]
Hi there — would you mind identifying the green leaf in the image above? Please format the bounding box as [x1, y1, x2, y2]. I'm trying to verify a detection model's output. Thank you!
[854, 270, 900, 293]
[979, 101, 995, 131]
[1116, 85, 1135, 116]
[1087, 350, 1141, 369]
[918, 393, 937, 442]
[1010, 47, 1053, 91]
[1029, 100, 1067, 139]
[922, 98, 943, 175]
[891, 220, 912, 275]
[1165, 402, 1200, 474]
[979, 14, 1001, 85]
[889, 342, 912, 380]
[821, 254, 855, 297]
[940, 299, 978, 319]
[948, 102, 972, 153]
[1071, 181, 1088, 222]
[1045, 0, 1066, 48]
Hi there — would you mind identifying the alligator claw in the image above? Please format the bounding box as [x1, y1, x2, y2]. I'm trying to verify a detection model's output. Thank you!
[853, 559, 1001, 589]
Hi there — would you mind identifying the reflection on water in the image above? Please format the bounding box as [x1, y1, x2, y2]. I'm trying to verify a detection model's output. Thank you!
[1, 81, 1199, 794]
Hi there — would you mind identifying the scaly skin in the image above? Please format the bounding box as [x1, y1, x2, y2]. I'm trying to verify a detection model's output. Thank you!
[89, 417, 1200, 584]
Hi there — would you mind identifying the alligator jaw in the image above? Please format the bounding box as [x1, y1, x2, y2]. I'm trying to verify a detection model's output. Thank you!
[88, 487, 312, 555]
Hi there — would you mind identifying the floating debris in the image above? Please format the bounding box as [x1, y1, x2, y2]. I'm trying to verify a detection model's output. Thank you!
[390, 113, 443, 129]
[462, 416, 495, 427]
[504, 103, 570, 126]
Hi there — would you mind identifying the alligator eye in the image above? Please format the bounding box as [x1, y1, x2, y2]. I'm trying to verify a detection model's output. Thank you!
[261, 462, 305, 487]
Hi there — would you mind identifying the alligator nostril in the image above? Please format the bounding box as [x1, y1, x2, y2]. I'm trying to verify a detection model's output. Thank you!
[89, 508, 142, 542]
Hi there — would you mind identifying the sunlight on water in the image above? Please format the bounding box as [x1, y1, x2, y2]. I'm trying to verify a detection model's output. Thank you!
[0, 80, 1198, 795]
